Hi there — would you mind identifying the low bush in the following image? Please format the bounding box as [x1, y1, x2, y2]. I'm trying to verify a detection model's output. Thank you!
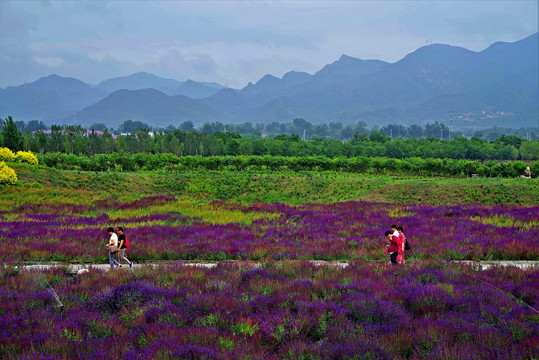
[0, 161, 18, 185]
[0, 147, 15, 162]
[14, 150, 39, 165]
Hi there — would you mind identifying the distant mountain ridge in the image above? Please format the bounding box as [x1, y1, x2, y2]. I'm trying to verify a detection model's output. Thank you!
[233, 32, 538, 128]
[1, 32, 537, 129]
[96, 72, 184, 95]
[0, 74, 107, 122]
[96, 72, 224, 98]
[70, 88, 228, 128]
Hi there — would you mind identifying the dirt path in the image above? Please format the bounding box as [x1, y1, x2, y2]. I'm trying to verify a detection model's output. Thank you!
[12, 260, 539, 273]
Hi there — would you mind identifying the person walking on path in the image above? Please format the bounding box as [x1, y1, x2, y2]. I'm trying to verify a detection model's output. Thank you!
[106, 227, 120, 269]
[385, 230, 400, 265]
[117, 227, 133, 269]
[397, 226, 406, 264]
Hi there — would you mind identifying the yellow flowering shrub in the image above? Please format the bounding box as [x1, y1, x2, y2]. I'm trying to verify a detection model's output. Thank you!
[0, 147, 15, 162]
[15, 150, 39, 165]
[0, 161, 18, 185]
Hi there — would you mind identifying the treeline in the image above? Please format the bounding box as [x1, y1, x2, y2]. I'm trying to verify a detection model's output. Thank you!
[7, 117, 538, 141]
[2, 116, 538, 161]
[38, 152, 538, 178]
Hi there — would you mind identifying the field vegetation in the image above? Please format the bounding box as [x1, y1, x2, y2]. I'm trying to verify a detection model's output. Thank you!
[9, 163, 539, 205]
[1, 150, 538, 359]
[2, 164, 538, 264]
[1, 262, 537, 359]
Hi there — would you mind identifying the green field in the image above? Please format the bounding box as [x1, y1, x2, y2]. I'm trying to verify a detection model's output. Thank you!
[6, 163, 539, 208]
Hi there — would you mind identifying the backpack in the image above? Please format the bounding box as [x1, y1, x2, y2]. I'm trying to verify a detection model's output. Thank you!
[405, 239, 411, 251]
[124, 237, 130, 248]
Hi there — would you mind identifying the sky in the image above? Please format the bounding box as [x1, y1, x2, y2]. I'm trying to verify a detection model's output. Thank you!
[0, 0, 537, 89]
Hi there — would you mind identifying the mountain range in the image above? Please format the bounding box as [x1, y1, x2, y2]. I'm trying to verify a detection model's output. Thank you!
[1, 33, 537, 129]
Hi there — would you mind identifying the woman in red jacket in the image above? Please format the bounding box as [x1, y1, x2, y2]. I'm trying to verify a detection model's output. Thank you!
[397, 226, 406, 264]
[385, 230, 401, 265]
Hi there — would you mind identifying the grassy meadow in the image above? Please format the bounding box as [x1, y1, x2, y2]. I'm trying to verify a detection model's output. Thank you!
[8, 162, 539, 206]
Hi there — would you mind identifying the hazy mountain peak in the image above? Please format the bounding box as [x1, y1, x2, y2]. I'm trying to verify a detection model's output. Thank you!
[125, 71, 154, 78]
[282, 71, 311, 80]
[486, 41, 509, 50]
[1, 74, 107, 122]
[338, 54, 358, 62]
[405, 43, 475, 58]
[97, 72, 184, 95]
[311, 54, 388, 87]
[257, 74, 280, 84]
[39, 73, 63, 80]
[481, 32, 538, 54]
[32, 74, 86, 86]
[172, 79, 220, 99]
[107, 88, 169, 99]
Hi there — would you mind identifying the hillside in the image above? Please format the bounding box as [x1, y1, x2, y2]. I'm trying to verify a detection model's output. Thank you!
[0, 75, 107, 122]
[10, 164, 539, 206]
[68, 88, 229, 128]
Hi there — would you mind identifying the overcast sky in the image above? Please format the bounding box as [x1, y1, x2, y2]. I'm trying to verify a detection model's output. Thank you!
[0, 0, 537, 89]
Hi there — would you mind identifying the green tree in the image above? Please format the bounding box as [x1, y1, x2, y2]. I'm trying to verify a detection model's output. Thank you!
[118, 120, 150, 133]
[368, 131, 391, 143]
[238, 140, 253, 155]
[252, 140, 269, 156]
[225, 139, 240, 155]
[519, 141, 539, 160]
[1, 116, 24, 151]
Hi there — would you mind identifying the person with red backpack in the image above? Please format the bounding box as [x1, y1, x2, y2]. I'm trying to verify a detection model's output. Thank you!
[117, 227, 133, 269]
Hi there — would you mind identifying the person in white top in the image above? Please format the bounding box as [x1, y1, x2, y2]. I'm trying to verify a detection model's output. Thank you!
[106, 227, 120, 269]
[390, 224, 399, 238]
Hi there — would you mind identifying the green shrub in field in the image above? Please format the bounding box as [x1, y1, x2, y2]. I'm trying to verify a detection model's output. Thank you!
[0, 147, 15, 162]
[0, 161, 18, 185]
[15, 150, 38, 165]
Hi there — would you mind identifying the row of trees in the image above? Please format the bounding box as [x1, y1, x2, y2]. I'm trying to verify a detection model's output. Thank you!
[39, 152, 538, 178]
[6, 117, 538, 141]
[2, 117, 538, 161]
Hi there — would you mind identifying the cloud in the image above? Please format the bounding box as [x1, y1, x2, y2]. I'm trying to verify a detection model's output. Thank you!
[33, 56, 65, 67]
[0, 0, 537, 88]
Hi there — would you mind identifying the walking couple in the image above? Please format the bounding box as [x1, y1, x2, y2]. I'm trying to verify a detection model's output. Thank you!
[384, 224, 408, 265]
[106, 227, 133, 269]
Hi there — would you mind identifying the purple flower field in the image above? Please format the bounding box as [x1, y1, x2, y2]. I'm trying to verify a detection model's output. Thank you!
[0, 196, 537, 262]
[1, 262, 538, 359]
[2, 196, 538, 358]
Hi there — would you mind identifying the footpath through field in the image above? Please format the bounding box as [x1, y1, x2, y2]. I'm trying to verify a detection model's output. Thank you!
[14, 260, 539, 273]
